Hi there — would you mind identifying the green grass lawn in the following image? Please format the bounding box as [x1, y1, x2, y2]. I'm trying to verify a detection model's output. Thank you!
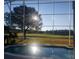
[17, 33, 73, 39]
[16, 33, 74, 48]
[5, 33, 74, 48]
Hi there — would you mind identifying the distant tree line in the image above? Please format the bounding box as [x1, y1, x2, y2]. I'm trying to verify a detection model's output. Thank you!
[14, 29, 74, 36]
[45, 30, 74, 35]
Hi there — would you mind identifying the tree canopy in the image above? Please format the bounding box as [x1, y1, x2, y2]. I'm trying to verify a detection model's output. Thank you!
[5, 5, 42, 31]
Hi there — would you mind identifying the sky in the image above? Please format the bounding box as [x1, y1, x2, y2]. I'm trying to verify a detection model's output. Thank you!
[4, 0, 74, 31]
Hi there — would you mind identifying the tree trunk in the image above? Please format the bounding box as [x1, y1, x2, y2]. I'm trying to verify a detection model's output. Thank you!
[24, 30, 26, 39]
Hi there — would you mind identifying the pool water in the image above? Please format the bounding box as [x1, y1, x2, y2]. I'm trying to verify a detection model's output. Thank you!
[5, 45, 74, 59]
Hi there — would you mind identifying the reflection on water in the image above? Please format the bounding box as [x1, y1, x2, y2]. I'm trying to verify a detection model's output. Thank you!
[5, 45, 74, 59]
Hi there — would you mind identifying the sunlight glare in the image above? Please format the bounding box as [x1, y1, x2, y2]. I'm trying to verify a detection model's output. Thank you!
[32, 15, 38, 21]
[30, 45, 39, 54]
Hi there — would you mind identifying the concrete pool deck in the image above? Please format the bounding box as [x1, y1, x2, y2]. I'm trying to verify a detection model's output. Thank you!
[15, 37, 74, 48]
[5, 36, 74, 48]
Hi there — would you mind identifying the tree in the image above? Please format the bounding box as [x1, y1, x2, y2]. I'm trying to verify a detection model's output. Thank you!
[4, 12, 10, 26]
[4, 5, 42, 39]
